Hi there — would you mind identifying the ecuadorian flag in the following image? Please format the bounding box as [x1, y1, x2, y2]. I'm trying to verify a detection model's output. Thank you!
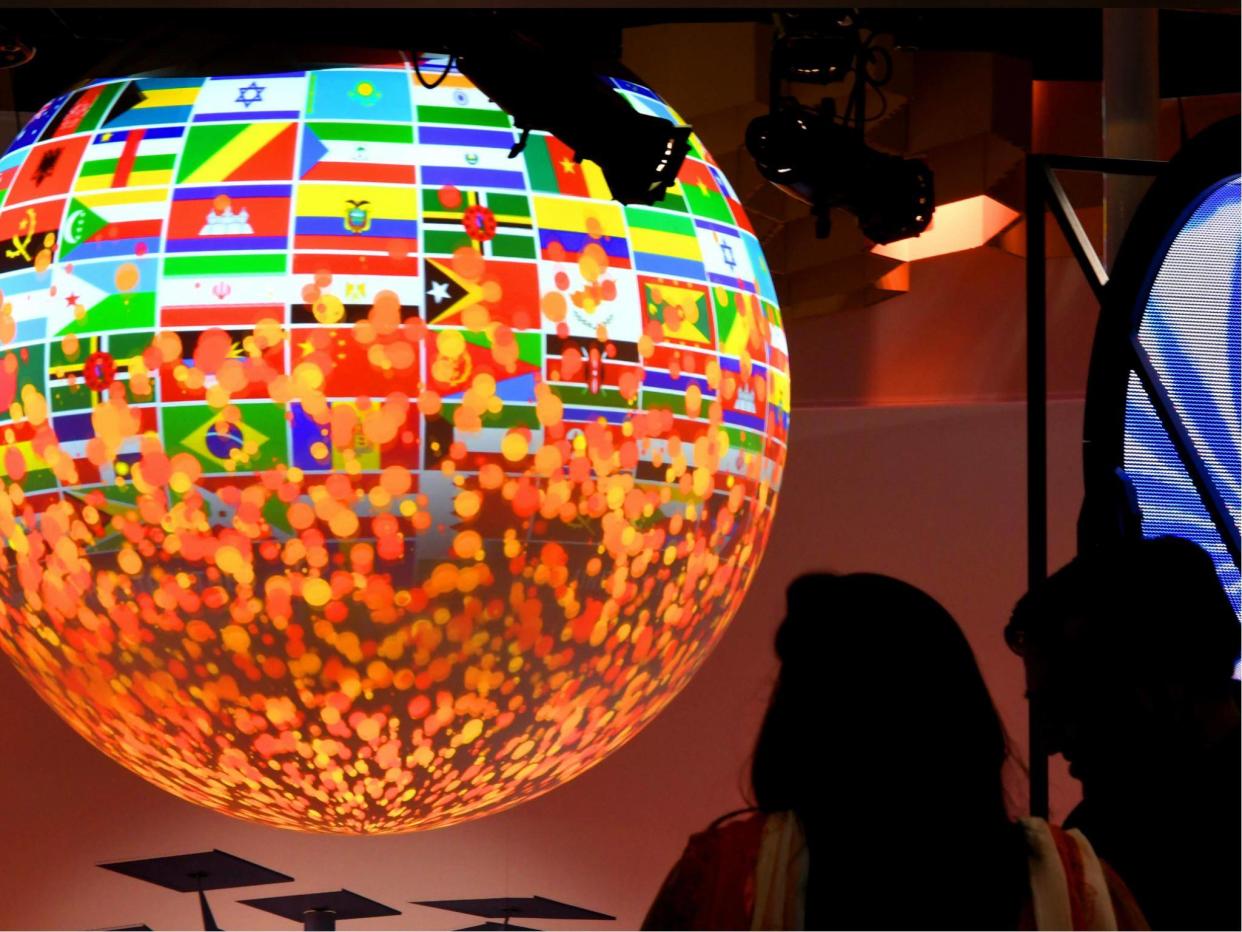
[294, 182, 418, 252]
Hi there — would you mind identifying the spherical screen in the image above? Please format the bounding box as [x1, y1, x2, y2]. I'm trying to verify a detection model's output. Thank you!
[0, 55, 789, 832]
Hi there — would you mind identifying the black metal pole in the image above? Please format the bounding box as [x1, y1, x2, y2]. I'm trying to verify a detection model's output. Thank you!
[194, 876, 221, 932]
[1025, 156, 1050, 820]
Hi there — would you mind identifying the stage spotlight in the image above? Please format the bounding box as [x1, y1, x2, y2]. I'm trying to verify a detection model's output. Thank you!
[854, 149, 934, 244]
[746, 98, 934, 243]
[456, 30, 691, 205]
[748, 15, 933, 242]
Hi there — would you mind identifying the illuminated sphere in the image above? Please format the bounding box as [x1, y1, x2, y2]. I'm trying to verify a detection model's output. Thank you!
[0, 56, 789, 832]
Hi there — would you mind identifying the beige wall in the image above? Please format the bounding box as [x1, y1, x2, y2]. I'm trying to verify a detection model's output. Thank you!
[0, 400, 1087, 930]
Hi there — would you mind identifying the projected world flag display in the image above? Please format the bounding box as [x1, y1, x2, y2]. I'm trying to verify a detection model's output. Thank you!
[1124, 175, 1241, 617]
[0, 55, 789, 833]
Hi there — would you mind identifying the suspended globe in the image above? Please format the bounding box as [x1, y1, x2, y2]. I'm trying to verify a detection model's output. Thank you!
[0, 53, 790, 832]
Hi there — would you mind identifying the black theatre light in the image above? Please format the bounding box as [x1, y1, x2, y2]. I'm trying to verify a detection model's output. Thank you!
[747, 16, 934, 243]
[746, 98, 933, 243]
[456, 30, 691, 206]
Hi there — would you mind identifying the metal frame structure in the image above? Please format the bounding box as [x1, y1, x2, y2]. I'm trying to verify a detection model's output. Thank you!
[1026, 116, 1240, 817]
[1024, 152, 1165, 819]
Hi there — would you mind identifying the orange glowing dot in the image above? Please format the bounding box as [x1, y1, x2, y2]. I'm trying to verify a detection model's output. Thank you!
[303, 578, 332, 607]
[500, 430, 528, 462]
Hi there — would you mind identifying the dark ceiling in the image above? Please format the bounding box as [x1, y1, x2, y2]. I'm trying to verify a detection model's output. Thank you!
[0, 7, 1238, 112]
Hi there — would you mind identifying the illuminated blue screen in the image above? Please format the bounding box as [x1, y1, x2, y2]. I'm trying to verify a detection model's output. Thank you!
[1124, 176, 1241, 617]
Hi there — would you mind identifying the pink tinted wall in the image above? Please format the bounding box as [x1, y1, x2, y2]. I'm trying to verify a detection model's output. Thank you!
[0, 399, 1086, 931]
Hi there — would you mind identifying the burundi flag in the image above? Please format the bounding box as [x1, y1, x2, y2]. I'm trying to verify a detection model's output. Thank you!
[625, 206, 706, 282]
[299, 122, 417, 184]
[161, 402, 288, 475]
[191, 73, 308, 122]
[290, 256, 420, 324]
[39, 81, 127, 141]
[421, 187, 534, 260]
[0, 198, 64, 275]
[640, 276, 716, 349]
[74, 126, 183, 191]
[160, 252, 287, 329]
[0, 343, 45, 422]
[165, 184, 291, 253]
[103, 78, 203, 129]
[293, 181, 418, 253]
[522, 132, 612, 200]
[694, 218, 758, 293]
[532, 196, 629, 267]
[47, 330, 153, 413]
[4, 135, 90, 206]
[59, 189, 165, 261]
[51, 256, 158, 335]
[306, 69, 412, 122]
[417, 123, 524, 192]
[176, 122, 298, 184]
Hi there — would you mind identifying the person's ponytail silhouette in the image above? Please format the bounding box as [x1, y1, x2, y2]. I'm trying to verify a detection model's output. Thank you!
[643, 573, 1145, 930]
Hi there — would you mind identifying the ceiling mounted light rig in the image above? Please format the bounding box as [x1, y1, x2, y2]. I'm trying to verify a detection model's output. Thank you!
[746, 12, 934, 243]
[454, 28, 692, 206]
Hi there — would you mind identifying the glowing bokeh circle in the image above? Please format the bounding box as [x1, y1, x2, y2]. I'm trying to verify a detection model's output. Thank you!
[0, 55, 789, 832]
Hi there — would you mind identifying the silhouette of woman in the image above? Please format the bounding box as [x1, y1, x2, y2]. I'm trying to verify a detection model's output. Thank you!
[642, 573, 1146, 930]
